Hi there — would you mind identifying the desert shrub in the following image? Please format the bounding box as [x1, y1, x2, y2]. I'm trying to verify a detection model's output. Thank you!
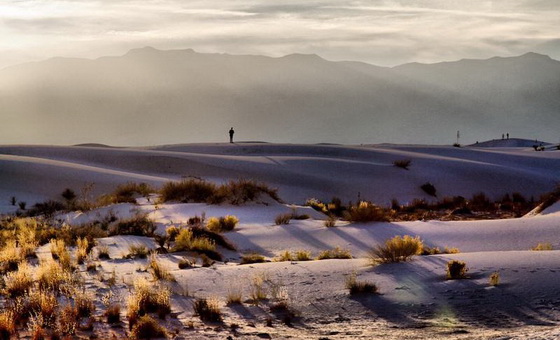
[206, 215, 239, 233]
[178, 258, 194, 269]
[532, 243, 553, 251]
[0, 240, 23, 273]
[36, 259, 72, 293]
[193, 297, 222, 322]
[130, 315, 167, 339]
[274, 213, 292, 225]
[369, 235, 423, 264]
[153, 233, 169, 250]
[446, 260, 468, 279]
[489, 272, 500, 286]
[103, 182, 154, 205]
[393, 159, 411, 170]
[29, 290, 58, 327]
[512, 192, 526, 204]
[0, 312, 16, 339]
[420, 182, 437, 197]
[74, 290, 95, 317]
[444, 247, 460, 254]
[199, 254, 215, 267]
[346, 273, 378, 295]
[4, 262, 34, 297]
[317, 247, 352, 260]
[127, 244, 150, 259]
[275, 250, 293, 262]
[57, 304, 78, 336]
[109, 214, 156, 236]
[172, 228, 222, 260]
[324, 216, 336, 227]
[249, 274, 267, 304]
[240, 253, 266, 264]
[217, 179, 280, 205]
[76, 237, 89, 265]
[127, 279, 171, 329]
[469, 192, 494, 211]
[226, 286, 243, 305]
[160, 179, 217, 203]
[345, 201, 389, 223]
[306, 198, 327, 213]
[190, 225, 237, 250]
[26, 200, 66, 217]
[294, 250, 312, 261]
[105, 304, 121, 324]
[61, 188, 77, 202]
[18, 201, 27, 210]
[166, 226, 180, 241]
[148, 254, 175, 281]
[97, 245, 110, 260]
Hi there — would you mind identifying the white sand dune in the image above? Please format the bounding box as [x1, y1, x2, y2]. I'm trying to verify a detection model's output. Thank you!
[1, 142, 559, 209]
[2, 142, 560, 338]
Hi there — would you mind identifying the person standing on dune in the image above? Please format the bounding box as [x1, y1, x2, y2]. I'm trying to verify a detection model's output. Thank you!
[229, 127, 235, 143]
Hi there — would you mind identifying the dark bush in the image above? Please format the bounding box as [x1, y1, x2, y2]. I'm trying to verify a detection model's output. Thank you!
[26, 200, 66, 217]
[446, 260, 468, 279]
[393, 159, 411, 170]
[420, 182, 437, 197]
[345, 201, 389, 222]
[109, 214, 156, 236]
[160, 179, 218, 203]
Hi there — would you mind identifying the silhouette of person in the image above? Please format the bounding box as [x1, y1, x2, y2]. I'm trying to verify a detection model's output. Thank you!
[507, 133, 509, 139]
[229, 127, 235, 143]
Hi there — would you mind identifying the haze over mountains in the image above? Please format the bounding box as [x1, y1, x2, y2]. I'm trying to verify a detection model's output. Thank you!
[1, 47, 559, 146]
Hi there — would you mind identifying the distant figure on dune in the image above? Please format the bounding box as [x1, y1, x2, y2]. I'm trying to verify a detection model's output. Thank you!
[229, 127, 235, 143]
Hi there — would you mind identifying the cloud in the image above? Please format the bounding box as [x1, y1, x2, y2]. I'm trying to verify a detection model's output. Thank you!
[0, 0, 558, 68]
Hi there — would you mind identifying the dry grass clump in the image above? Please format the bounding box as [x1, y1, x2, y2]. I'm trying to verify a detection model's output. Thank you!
[148, 254, 175, 281]
[420, 182, 437, 197]
[324, 216, 337, 227]
[36, 259, 73, 293]
[4, 262, 34, 297]
[393, 159, 412, 170]
[29, 290, 58, 327]
[369, 235, 423, 264]
[130, 315, 167, 339]
[346, 272, 378, 295]
[127, 244, 150, 259]
[127, 278, 171, 327]
[57, 304, 78, 336]
[275, 250, 293, 262]
[166, 226, 180, 241]
[345, 201, 389, 223]
[160, 179, 218, 203]
[532, 242, 553, 251]
[294, 250, 312, 261]
[226, 286, 243, 305]
[109, 214, 156, 237]
[206, 215, 239, 233]
[105, 304, 121, 324]
[249, 273, 267, 305]
[97, 245, 110, 259]
[0, 312, 16, 339]
[422, 246, 460, 255]
[489, 272, 500, 286]
[193, 297, 222, 322]
[317, 247, 352, 260]
[240, 253, 266, 264]
[75, 237, 90, 265]
[74, 290, 95, 317]
[274, 213, 292, 225]
[446, 260, 468, 280]
[178, 257, 194, 269]
[0, 240, 23, 273]
[172, 228, 221, 260]
[99, 182, 155, 205]
[160, 178, 279, 205]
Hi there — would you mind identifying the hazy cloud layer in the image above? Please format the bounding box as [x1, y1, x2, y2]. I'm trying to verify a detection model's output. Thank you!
[0, 0, 559, 67]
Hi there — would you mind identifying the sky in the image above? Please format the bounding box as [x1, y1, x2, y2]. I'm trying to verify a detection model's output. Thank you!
[0, 0, 559, 69]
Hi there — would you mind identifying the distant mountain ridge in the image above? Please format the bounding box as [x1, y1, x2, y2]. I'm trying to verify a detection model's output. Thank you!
[1, 48, 559, 146]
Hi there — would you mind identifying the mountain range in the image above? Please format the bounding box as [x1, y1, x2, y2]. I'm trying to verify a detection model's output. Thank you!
[1, 47, 559, 146]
